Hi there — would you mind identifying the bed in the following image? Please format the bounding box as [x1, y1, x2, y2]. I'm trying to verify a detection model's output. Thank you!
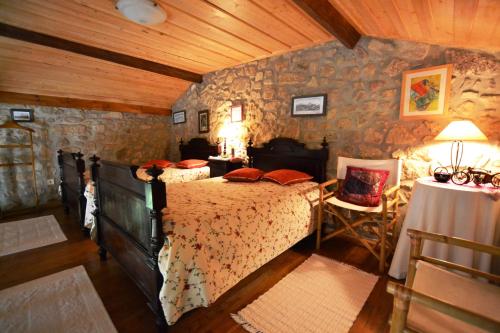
[57, 138, 218, 234]
[91, 137, 329, 329]
[57, 150, 86, 232]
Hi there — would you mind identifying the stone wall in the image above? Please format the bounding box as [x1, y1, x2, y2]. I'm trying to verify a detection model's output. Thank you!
[171, 37, 500, 193]
[0, 104, 170, 212]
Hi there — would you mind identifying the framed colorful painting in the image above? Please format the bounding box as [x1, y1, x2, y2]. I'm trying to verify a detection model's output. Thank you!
[399, 64, 452, 120]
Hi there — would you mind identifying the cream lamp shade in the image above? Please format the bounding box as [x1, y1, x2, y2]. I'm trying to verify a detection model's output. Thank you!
[434, 120, 488, 141]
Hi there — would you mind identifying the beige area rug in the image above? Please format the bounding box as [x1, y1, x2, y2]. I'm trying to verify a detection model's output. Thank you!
[0, 215, 66, 256]
[0, 266, 117, 333]
[232, 254, 378, 333]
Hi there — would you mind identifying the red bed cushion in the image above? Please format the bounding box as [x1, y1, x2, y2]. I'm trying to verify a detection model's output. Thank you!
[337, 166, 389, 207]
[176, 159, 209, 169]
[223, 168, 264, 182]
[141, 159, 173, 169]
[262, 169, 313, 185]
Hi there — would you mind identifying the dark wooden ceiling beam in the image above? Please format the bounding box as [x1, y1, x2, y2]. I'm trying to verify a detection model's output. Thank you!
[0, 91, 172, 116]
[292, 0, 361, 49]
[0, 22, 203, 83]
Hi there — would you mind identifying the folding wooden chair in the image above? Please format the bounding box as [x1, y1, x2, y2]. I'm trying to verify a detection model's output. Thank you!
[387, 229, 500, 333]
[317, 157, 402, 272]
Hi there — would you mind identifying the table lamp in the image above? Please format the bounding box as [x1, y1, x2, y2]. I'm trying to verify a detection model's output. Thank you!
[434, 120, 488, 172]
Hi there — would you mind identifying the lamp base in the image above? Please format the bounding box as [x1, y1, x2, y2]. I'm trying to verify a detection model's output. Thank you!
[450, 140, 463, 173]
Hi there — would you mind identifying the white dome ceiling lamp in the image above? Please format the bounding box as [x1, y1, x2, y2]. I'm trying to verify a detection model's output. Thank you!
[116, 0, 166, 25]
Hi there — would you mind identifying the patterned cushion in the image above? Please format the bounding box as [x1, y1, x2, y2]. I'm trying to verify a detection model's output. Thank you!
[263, 169, 313, 185]
[223, 168, 264, 182]
[141, 159, 173, 169]
[176, 159, 209, 169]
[337, 166, 389, 207]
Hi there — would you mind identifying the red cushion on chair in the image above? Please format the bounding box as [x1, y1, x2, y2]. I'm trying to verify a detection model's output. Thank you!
[141, 159, 173, 169]
[338, 166, 389, 207]
[262, 169, 313, 185]
[223, 168, 264, 182]
[176, 159, 208, 169]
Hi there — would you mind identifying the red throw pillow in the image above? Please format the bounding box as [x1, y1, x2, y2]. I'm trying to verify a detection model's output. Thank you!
[223, 168, 264, 182]
[141, 159, 173, 169]
[338, 166, 389, 207]
[262, 169, 313, 185]
[176, 159, 209, 169]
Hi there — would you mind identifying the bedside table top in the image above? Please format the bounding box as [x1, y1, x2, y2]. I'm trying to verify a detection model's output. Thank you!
[208, 155, 231, 161]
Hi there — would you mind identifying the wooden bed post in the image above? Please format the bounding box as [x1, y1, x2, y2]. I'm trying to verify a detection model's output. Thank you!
[247, 138, 254, 167]
[320, 137, 329, 183]
[72, 152, 87, 234]
[145, 165, 168, 331]
[57, 149, 69, 214]
[90, 154, 106, 260]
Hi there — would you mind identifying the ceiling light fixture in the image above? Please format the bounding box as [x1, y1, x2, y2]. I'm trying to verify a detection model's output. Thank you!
[116, 0, 166, 26]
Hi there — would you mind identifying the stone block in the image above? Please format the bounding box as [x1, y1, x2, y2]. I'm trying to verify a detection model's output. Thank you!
[262, 88, 275, 100]
[385, 126, 416, 145]
[367, 39, 395, 55]
[232, 77, 251, 93]
[383, 59, 410, 77]
[362, 63, 377, 78]
[279, 72, 307, 85]
[364, 128, 384, 144]
[101, 112, 124, 119]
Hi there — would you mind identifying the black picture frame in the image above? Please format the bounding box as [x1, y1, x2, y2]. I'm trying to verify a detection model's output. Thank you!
[291, 94, 327, 117]
[198, 110, 209, 133]
[10, 108, 34, 122]
[172, 110, 186, 125]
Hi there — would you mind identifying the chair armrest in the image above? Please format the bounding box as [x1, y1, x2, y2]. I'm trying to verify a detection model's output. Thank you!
[407, 229, 500, 256]
[387, 281, 500, 333]
[407, 229, 500, 284]
[319, 178, 338, 189]
[318, 178, 338, 202]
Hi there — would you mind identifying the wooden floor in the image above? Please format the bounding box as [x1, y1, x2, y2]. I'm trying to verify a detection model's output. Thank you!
[0, 206, 395, 333]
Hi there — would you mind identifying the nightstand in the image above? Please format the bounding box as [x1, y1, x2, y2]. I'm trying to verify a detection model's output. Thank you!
[208, 156, 243, 177]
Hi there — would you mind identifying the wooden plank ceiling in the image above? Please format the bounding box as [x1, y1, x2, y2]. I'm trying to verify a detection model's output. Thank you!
[329, 0, 500, 52]
[0, 0, 499, 114]
[0, 0, 333, 114]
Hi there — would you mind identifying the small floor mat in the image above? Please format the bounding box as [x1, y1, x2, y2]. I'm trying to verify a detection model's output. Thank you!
[0, 265, 117, 333]
[232, 254, 378, 333]
[0, 215, 67, 256]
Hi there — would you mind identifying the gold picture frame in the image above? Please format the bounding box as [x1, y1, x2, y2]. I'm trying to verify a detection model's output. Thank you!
[399, 64, 452, 120]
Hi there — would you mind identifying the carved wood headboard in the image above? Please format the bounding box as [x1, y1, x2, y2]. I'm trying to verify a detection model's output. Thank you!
[179, 137, 219, 161]
[247, 137, 329, 183]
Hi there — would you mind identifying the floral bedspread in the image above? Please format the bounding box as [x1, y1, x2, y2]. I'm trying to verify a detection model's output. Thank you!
[84, 167, 210, 237]
[158, 177, 319, 324]
[135, 166, 210, 183]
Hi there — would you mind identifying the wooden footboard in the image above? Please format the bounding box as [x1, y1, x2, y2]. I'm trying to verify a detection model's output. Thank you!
[90, 156, 167, 329]
[57, 150, 86, 232]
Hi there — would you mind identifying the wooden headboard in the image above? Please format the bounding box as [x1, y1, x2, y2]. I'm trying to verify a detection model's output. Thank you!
[247, 137, 329, 183]
[179, 138, 218, 160]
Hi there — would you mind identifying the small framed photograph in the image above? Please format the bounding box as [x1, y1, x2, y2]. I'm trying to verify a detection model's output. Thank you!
[399, 64, 452, 120]
[172, 110, 186, 125]
[198, 110, 209, 133]
[291, 94, 327, 117]
[10, 109, 34, 122]
[231, 103, 244, 122]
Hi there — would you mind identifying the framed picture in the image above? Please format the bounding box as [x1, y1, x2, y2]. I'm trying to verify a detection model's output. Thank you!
[172, 110, 186, 125]
[231, 103, 244, 122]
[399, 64, 453, 120]
[291, 94, 327, 117]
[198, 110, 209, 133]
[10, 109, 34, 122]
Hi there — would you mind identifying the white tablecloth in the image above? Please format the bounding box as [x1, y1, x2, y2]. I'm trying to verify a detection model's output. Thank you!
[389, 177, 500, 279]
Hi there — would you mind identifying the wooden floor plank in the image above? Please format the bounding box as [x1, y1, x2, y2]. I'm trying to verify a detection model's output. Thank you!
[0, 206, 394, 332]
